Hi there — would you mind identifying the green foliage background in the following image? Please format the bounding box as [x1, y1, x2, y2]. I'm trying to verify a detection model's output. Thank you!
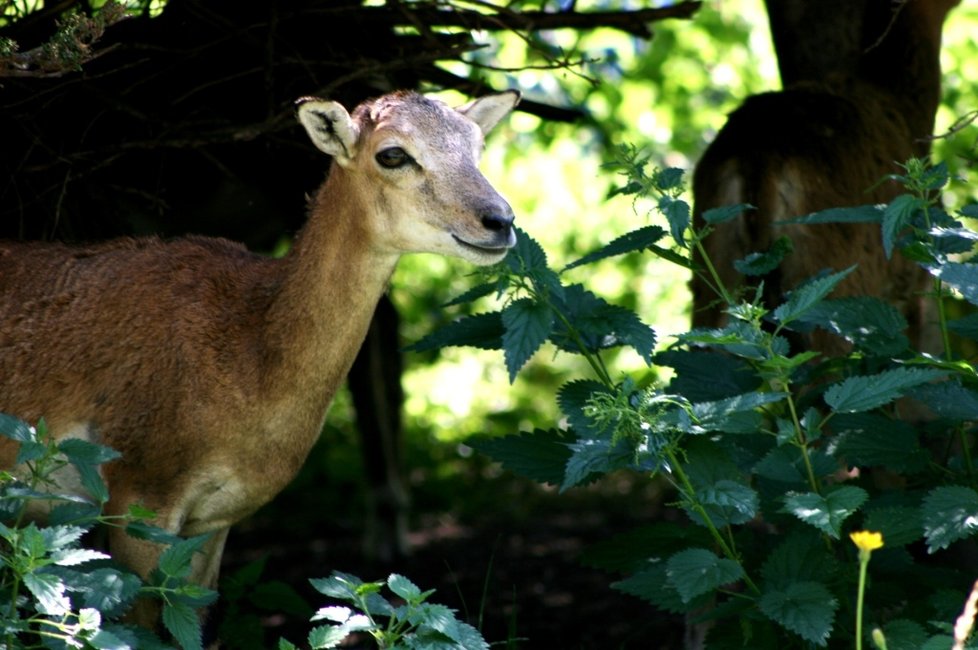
[383, 0, 978, 454]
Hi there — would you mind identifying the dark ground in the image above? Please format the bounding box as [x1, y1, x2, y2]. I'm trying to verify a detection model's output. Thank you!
[217, 453, 688, 650]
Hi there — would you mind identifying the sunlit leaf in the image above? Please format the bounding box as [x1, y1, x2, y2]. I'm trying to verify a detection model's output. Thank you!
[931, 262, 978, 306]
[824, 368, 945, 413]
[922, 486, 978, 552]
[795, 296, 909, 356]
[782, 486, 868, 538]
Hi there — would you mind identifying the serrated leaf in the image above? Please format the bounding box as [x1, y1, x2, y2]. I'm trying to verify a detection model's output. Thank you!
[909, 380, 978, 419]
[505, 227, 548, 274]
[158, 535, 209, 579]
[655, 166, 685, 191]
[824, 368, 945, 413]
[24, 572, 70, 616]
[702, 203, 753, 224]
[73, 568, 142, 616]
[387, 574, 423, 602]
[0, 413, 37, 443]
[452, 620, 490, 650]
[761, 530, 837, 589]
[40, 524, 87, 551]
[758, 581, 837, 646]
[778, 204, 884, 225]
[883, 194, 922, 258]
[878, 619, 929, 650]
[563, 225, 666, 271]
[613, 565, 704, 614]
[76, 461, 110, 504]
[666, 548, 744, 603]
[581, 523, 712, 573]
[561, 437, 637, 492]
[733, 236, 793, 276]
[557, 379, 614, 438]
[58, 438, 121, 465]
[772, 266, 854, 325]
[922, 486, 978, 552]
[442, 282, 497, 307]
[405, 312, 504, 353]
[863, 507, 923, 547]
[468, 429, 572, 486]
[501, 298, 552, 382]
[931, 262, 978, 307]
[550, 285, 656, 363]
[660, 195, 690, 247]
[52, 548, 110, 566]
[695, 480, 760, 526]
[308, 624, 354, 649]
[782, 486, 868, 538]
[683, 439, 757, 527]
[163, 600, 203, 650]
[691, 391, 786, 434]
[656, 349, 761, 402]
[795, 296, 910, 356]
[831, 413, 929, 473]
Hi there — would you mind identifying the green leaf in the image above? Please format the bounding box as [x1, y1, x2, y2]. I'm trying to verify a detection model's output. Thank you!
[163, 600, 203, 650]
[501, 298, 552, 382]
[878, 619, 929, 650]
[86, 629, 128, 650]
[782, 486, 868, 538]
[442, 281, 497, 307]
[561, 436, 637, 492]
[52, 547, 110, 566]
[666, 548, 744, 603]
[932, 262, 978, 307]
[550, 285, 656, 364]
[557, 379, 614, 438]
[24, 572, 70, 616]
[772, 266, 854, 325]
[733, 236, 793, 276]
[451, 620, 490, 650]
[308, 624, 353, 649]
[158, 535, 209, 579]
[758, 581, 837, 646]
[40, 524, 87, 550]
[824, 368, 945, 413]
[702, 203, 753, 224]
[387, 574, 424, 603]
[58, 438, 121, 465]
[683, 439, 757, 527]
[694, 480, 760, 527]
[655, 166, 685, 191]
[660, 195, 690, 247]
[778, 204, 884, 225]
[562, 225, 666, 271]
[691, 391, 786, 434]
[910, 379, 978, 419]
[613, 565, 704, 614]
[863, 507, 923, 547]
[761, 531, 837, 589]
[657, 349, 760, 402]
[73, 568, 142, 616]
[922, 486, 978, 552]
[405, 312, 504, 353]
[505, 227, 548, 275]
[883, 194, 922, 258]
[795, 296, 910, 356]
[0, 413, 37, 442]
[831, 414, 929, 473]
[468, 429, 572, 487]
[76, 461, 110, 504]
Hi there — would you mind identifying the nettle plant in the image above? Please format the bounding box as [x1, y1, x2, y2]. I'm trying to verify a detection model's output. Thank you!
[411, 147, 978, 647]
[0, 414, 216, 650]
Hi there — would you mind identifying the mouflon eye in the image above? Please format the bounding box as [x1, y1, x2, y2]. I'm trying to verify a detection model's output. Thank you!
[375, 147, 413, 169]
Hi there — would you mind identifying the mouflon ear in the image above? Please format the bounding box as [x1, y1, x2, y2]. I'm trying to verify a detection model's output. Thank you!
[296, 98, 360, 166]
[456, 90, 521, 136]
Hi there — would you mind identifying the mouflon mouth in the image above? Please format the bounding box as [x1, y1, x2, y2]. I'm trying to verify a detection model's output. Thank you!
[452, 230, 516, 255]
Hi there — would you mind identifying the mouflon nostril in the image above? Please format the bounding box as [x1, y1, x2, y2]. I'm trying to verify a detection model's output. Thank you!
[481, 212, 515, 232]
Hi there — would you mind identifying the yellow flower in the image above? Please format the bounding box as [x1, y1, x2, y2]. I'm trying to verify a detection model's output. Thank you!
[850, 530, 884, 552]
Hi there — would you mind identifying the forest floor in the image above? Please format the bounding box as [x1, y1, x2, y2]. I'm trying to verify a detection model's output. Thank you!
[217, 458, 688, 650]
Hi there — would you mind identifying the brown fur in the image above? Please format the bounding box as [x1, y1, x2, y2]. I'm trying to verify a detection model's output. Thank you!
[691, 0, 958, 353]
[0, 90, 519, 622]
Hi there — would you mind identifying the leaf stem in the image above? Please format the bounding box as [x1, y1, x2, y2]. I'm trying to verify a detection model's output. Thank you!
[663, 448, 760, 596]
